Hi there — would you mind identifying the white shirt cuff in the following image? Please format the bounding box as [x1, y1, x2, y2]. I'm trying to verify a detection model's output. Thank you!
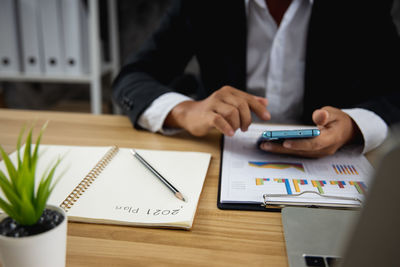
[342, 108, 388, 154]
[137, 92, 193, 134]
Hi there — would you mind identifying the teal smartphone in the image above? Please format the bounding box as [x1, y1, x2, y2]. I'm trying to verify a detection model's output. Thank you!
[257, 129, 320, 145]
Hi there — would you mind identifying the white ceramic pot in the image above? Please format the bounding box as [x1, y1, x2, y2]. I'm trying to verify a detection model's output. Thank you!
[0, 205, 67, 267]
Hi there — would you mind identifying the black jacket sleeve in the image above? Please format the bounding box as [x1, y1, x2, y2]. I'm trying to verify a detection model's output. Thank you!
[354, 1, 400, 126]
[303, 0, 400, 126]
[112, 0, 194, 128]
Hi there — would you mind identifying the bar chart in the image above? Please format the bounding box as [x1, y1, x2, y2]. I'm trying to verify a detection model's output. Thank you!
[332, 164, 359, 175]
[255, 177, 368, 196]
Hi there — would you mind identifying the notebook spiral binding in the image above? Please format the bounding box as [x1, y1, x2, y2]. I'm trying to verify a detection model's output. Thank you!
[60, 146, 120, 212]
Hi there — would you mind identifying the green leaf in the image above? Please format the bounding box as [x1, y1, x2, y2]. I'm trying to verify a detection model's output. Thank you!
[20, 156, 35, 203]
[32, 121, 48, 168]
[16, 125, 26, 170]
[0, 170, 23, 208]
[0, 197, 21, 222]
[0, 146, 17, 185]
[19, 193, 37, 225]
[16, 152, 31, 200]
[35, 160, 60, 218]
[15, 126, 36, 203]
[23, 127, 33, 169]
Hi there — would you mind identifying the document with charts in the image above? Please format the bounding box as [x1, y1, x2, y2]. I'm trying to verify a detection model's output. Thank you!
[220, 124, 374, 208]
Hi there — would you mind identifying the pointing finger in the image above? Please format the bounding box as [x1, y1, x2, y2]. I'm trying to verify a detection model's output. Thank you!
[209, 113, 235, 136]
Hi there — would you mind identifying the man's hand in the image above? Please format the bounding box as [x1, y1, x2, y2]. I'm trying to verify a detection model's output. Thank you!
[259, 106, 362, 158]
[164, 86, 271, 136]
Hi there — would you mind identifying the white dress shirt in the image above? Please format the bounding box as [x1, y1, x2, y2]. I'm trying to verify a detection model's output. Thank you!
[138, 0, 388, 153]
[246, 0, 310, 123]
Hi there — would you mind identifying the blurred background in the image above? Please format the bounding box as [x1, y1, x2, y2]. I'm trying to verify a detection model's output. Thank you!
[0, 0, 399, 114]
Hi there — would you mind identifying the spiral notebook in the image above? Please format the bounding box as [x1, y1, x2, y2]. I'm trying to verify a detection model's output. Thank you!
[0, 145, 211, 229]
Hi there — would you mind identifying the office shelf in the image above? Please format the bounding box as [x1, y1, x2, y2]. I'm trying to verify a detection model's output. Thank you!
[0, 64, 114, 84]
[0, 0, 120, 114]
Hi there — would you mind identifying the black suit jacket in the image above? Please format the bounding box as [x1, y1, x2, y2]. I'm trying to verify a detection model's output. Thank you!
[113, 0, 400, 128]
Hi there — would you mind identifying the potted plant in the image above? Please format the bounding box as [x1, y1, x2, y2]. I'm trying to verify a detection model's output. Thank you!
[0, 124, 67, 267]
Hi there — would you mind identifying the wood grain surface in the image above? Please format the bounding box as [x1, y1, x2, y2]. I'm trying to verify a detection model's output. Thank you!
[0, 109, 287, 267]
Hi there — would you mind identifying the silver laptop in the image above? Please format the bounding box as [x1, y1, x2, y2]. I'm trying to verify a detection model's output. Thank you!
[282, 132, 400, 267]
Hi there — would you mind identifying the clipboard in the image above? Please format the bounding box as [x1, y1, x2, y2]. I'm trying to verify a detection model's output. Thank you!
[217, 124, 373, 211]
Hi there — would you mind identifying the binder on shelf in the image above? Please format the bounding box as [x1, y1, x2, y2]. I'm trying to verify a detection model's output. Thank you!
[38, 0, 65, 75]
[61, 0, 89, 75]
[0, 0, 21, 74]
[19, 0, 44, 74]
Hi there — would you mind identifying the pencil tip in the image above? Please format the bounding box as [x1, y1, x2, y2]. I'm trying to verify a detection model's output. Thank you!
[175, 192, 186, 202]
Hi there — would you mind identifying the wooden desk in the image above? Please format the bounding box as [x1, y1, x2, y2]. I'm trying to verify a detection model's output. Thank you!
[0, 109, 287, 267]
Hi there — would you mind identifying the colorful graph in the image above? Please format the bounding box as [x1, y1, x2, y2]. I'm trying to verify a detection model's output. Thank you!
[332, 164, 359, 175]
[255, 178, 368, 196]
[330, 180, 346, 188]
[273, 178, 292, 194]
[255, 178, 270, 185]
[293, 179, 308, 192]
[312, 180, 327, 194]
[249, 161, 305, 172]
[349, 181, 367, 194]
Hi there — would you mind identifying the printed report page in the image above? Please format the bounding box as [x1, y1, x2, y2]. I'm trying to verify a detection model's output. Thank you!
[220, 124, 373, 206]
